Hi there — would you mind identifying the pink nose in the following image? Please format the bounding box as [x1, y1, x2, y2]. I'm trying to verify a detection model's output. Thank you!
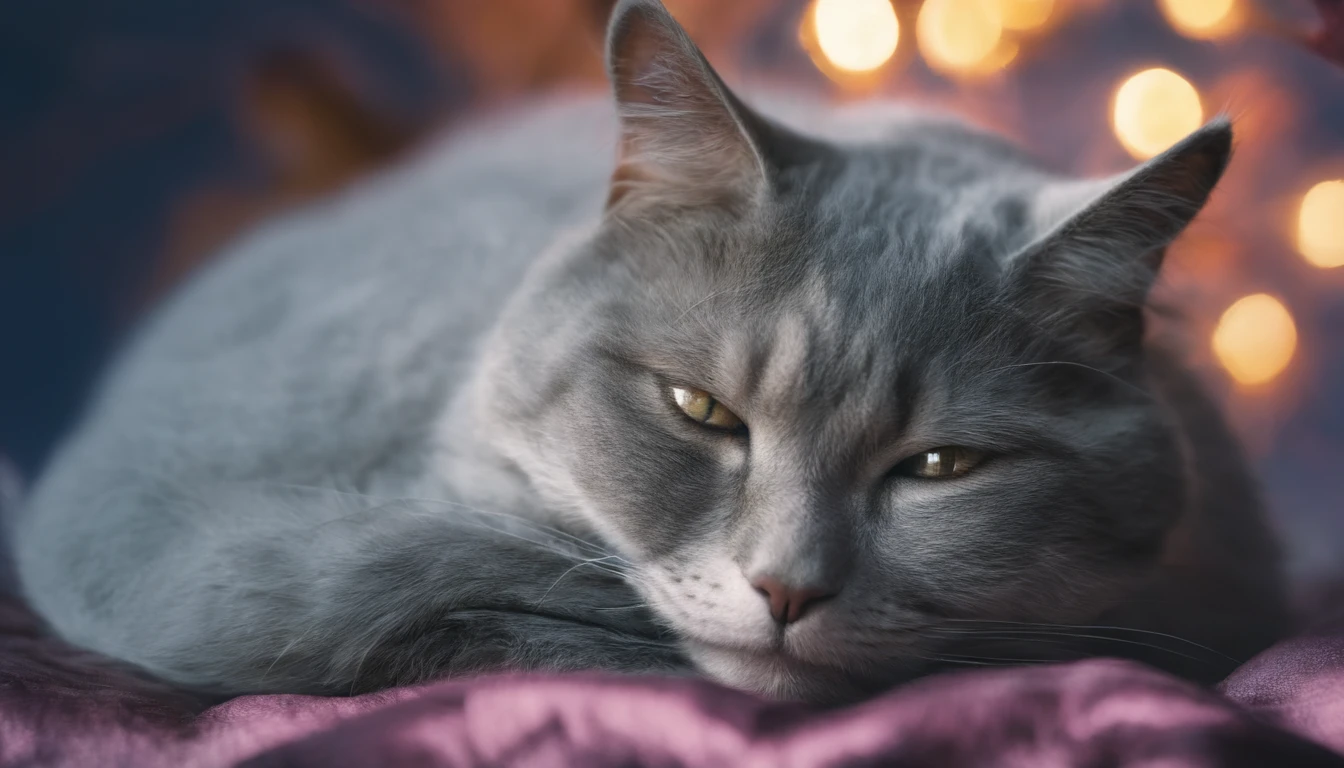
[750, 575, 836, 625]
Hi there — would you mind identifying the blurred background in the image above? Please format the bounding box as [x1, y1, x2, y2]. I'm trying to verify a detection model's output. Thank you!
[1, 0, 1341, 581]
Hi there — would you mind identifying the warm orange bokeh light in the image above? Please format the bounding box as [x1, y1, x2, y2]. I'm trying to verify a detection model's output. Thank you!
[1212, 294, 1298, 387]
[993, 0, 1055, 31]
[1298, 180, 1344, 269]
[1111, 68, 1203, 160]
[1157, 0, 1242, 40]
[917, 0, 1006, 76]
[811, 0, 900, 74]
[976, 37, 1020, 72]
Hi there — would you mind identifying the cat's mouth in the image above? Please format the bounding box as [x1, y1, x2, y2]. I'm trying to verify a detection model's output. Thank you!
[682, 639, 882, 704]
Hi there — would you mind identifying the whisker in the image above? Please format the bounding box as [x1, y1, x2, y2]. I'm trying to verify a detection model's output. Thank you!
[347, 622, 394, 697]
[455, 517, 628, 570]
[534, 555, 629, 610]
[591, 603, 653, 612]
[929, 628, 1209, 663]
[938, 618, 1239, 664]
[927, 656, 1000, 667]
[933, 651, 1070, 665]
[260, 624, 319, 685]
[668, 281, 766, 328]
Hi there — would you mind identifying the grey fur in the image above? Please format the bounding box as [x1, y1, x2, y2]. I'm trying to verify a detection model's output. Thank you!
[9, 0, 1285, 703]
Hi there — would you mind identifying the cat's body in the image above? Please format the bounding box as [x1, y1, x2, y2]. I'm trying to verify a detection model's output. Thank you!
[13, 97, 678, 695]
[10, 0, 1286, 704]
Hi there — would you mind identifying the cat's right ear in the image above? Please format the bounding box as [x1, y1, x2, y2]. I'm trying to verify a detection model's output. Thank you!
[604, 0, 770, 214]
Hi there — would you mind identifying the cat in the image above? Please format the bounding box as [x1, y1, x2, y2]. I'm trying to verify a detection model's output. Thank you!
[8, 0, 1288, 704]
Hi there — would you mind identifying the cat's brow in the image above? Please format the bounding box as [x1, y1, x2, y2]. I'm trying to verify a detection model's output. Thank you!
[978, 361, 1156, 403]
[898, 413, 1075, 456]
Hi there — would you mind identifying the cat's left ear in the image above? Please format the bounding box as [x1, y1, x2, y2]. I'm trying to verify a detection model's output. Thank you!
[604, 0, 771, 213]
[1007, 119, 1233, 356]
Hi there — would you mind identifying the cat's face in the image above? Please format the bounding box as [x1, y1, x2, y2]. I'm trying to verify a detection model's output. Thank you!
[482, 0, 1232, 702]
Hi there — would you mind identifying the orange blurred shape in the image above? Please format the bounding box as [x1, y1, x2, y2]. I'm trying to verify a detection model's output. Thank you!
[1111, 68, 1203, 159]
[809, 0, 900, 73]
[1157, 0, 1243, 40]
[994, 0, 1055, 31]
[1297, 180, 1344, 268]
[917, 0, 1011, 76]
[1212, 294, 1298, 387]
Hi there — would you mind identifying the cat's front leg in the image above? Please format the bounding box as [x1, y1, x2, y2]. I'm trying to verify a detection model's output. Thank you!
[239, 505, 693, 694]
[16, 483, 689, 695]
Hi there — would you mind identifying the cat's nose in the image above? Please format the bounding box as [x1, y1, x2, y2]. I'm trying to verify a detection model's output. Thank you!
[749, 575, 836, 625]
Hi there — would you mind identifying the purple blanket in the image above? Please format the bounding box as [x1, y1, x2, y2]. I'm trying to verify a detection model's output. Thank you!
[1, 594, 1342, 767]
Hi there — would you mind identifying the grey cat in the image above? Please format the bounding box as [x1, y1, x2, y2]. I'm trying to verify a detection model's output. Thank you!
[9, 0, 1287, 704]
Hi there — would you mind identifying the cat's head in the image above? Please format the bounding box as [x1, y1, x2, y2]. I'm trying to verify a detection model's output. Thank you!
[482, 0, 1232, 702]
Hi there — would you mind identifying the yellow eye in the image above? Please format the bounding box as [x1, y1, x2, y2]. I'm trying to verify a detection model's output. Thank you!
[670, 386, 744, 431]
[899, 447, 983, 479]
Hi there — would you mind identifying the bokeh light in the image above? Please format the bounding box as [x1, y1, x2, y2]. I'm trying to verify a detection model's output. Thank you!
[1212, 294, 1298, 387]
[1111, 68, 1203, 159]
[1157, 0, 1242, 40]
[917, 0, 1006, 76]
[1297, 180, 1344, 269]
[811, 0, 900, 74]
[976, 37, 1020, 72]
[993, 0, 1055, 31]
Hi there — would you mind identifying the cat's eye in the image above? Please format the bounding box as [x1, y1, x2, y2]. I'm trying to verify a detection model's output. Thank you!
[896, 447, 984, 479]
[670, 386, 744, 432]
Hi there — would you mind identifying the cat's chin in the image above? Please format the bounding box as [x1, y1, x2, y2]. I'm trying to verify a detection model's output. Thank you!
[684, 641, 883, 705]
